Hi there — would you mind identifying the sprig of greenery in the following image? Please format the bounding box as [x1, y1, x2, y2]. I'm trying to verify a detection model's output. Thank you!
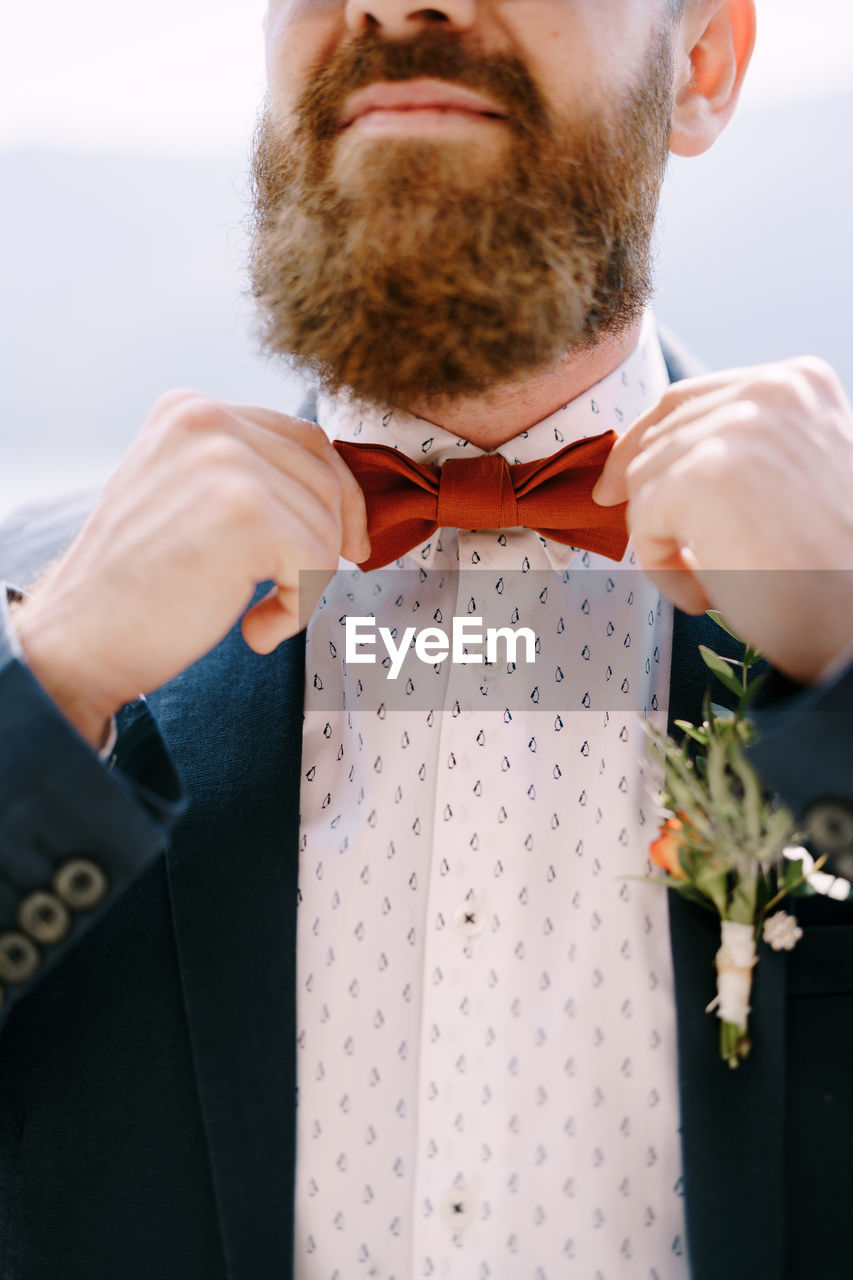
[642, 611, 833, 1066]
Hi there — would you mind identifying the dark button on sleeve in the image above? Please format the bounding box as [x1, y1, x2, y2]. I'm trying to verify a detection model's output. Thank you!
[18, 890, 71, 945]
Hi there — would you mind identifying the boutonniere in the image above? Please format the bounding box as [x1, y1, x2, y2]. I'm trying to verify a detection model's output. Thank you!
[643, 612, 829, 1069]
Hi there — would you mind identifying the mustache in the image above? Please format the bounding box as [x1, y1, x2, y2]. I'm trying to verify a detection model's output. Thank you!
[291, 29, 554, 141]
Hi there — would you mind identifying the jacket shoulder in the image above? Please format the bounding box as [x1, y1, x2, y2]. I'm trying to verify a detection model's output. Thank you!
[657, 324, 708, 385]
[0, 488, 100, 589]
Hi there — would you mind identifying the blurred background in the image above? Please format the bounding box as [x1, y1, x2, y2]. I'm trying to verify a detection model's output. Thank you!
[1, 0, 852, 520]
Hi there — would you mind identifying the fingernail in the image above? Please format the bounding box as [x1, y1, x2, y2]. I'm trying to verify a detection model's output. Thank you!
[360, 532, 372, 561]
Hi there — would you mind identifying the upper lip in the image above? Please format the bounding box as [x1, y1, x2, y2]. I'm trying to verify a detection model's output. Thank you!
[340, 78, 506, 128]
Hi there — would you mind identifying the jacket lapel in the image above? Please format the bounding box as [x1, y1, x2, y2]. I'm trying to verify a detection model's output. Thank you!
[149, 610, 306, 1280]
[666, 609, 786, 1280]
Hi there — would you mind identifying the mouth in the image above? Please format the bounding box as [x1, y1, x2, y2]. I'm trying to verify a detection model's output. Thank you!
[339, 77, 507, 135]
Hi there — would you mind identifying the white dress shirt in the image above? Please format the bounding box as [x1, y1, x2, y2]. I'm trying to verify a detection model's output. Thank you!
[294, 312, 689, 1279]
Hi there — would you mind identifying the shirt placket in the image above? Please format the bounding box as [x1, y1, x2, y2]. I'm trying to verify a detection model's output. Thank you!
[411, 531, 536, 1277]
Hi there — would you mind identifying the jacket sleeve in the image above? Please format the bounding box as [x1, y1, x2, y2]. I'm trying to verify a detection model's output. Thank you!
[0, 582, 186, 1032]
[748, 659, 853, 879]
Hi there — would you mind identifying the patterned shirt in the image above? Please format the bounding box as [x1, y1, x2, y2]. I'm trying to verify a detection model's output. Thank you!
[294, 311, 689, 1279]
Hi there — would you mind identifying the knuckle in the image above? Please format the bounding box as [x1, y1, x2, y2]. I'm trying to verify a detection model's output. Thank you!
[285, 416, 327, 451]
[197, 434, 251, 473]
[725, 399, 763, 432]
[171, 394, 225, 435]
[790, 354, 835, 386]
[787, 372, 818, 417]
[152, 387, 199, 412]
[153, 389, 211, 423]
[143, 388, 202, 435]
[297, 416, 327, 441]
[748, 365, 813, 415]
[216, 473, 268, 524]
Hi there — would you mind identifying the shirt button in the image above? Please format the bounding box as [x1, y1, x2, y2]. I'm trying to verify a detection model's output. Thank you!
[454, 901, 487, 939]
[442, 1186, 475, 1233]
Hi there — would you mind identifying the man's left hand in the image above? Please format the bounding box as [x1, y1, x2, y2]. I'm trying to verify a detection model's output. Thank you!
[593, 356, 853, 684]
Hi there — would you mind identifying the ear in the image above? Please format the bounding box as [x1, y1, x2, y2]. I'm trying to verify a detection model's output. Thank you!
[669, 0, 756, 158]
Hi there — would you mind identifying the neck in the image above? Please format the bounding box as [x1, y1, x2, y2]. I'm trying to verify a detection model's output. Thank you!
[403, 319, 643, 450]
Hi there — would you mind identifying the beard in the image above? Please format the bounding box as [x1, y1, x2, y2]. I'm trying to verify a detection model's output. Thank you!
[249, 29, 674, 410]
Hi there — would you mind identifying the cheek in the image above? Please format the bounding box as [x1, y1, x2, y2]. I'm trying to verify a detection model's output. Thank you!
[265, 0, 343, 110]
[497, 0, 657, 116]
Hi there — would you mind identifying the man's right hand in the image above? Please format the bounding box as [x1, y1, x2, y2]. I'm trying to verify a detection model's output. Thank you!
[12, 391, 370, 749]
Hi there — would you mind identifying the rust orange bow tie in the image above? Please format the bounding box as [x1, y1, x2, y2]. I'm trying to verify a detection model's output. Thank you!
[333, 429, 628, 571]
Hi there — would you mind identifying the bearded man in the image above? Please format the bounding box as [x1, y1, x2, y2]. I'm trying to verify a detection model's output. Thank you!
[2, 1, 853, 1278]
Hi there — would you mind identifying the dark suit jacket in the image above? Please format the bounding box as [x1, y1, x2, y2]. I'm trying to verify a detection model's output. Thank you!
[2, 335, 853, 1280]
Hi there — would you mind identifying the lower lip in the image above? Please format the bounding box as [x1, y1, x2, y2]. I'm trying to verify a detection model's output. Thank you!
[345, 108, 505, 135]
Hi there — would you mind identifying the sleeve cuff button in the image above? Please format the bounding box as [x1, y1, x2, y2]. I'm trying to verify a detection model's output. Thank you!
[18, 891, 71, 945]
[0, 932, 41, 984]
[53, 859, 109, 911]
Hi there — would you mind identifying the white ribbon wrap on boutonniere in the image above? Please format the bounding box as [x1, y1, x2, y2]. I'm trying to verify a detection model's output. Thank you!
[706, 920, 757, 1033]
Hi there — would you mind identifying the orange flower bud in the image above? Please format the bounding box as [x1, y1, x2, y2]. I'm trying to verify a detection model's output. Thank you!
[650, 816, 687, 879]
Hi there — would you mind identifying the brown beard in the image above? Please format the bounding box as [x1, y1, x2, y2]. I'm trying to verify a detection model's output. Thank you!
[249, 29, 674, 409]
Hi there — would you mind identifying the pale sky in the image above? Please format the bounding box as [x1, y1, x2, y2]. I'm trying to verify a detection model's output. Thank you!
[0, 0, 851, 154]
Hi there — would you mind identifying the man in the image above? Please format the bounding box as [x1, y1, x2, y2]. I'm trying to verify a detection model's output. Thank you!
[2, 1, 853, 1277]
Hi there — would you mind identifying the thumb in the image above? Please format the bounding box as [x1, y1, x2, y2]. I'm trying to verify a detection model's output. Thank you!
[241, 587, 297, 654]
[592, 445, 630, 507]
[241, 570, 334, 653]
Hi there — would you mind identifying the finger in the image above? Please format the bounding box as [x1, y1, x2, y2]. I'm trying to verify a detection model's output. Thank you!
[242, 580, 330, 654]
[623, 415, 725, 502]
[242, 506, 341, 653]
[594, 380, 748, 506]
[241, 585, 293, 655]
[236, 449, 347, 563]
[632, 547, 712, 615]
[625, 468, 713, 610]
[229, 410, 370, 562]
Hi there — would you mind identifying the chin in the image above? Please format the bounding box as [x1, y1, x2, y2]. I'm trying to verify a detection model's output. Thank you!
[331, 129, 508, 198]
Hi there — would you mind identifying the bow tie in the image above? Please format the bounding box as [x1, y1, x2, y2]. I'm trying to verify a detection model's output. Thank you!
[333, 429, 628, 571]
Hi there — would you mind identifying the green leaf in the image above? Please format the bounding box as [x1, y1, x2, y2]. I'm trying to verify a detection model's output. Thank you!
[673, 720, 710, 746]
[693, 860, 729, 916]
[705, 610, 744, 644]
[699, 646, 745, 699]
[783, 858, 805, 891]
